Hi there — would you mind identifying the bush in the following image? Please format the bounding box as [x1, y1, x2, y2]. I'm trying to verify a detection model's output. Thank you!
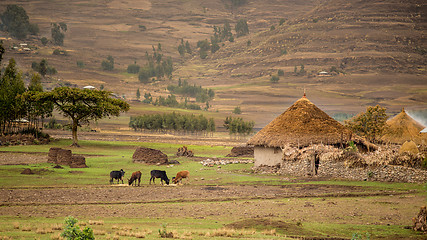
[76, 61, 84, 68]
[61, 216, 94, 240]
[101, 55, 114, 71]
[127, 63, 140, 74]
[233, 106, 241, 114]
[270, 75, 279, 83]
[278, 69, 284, 76]
[41, 37, 48, 46]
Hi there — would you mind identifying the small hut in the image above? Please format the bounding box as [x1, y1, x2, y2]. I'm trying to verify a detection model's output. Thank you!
[381, 108, 426, 144]
[247, 95, 368, 167]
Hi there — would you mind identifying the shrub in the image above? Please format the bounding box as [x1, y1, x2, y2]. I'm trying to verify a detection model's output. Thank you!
[278, 69, 284, 76]
[76, 61, 84, 68]
[270, 75, 279, 83]
[270, 25, 275, 31]
[279, 18, 285, 25]
[247, 40, 251, 46]
[233, 106, 241, 114]
[41, 37, 48, 46]
[127, 63, 140, 74]
[61, 216, 94, 240]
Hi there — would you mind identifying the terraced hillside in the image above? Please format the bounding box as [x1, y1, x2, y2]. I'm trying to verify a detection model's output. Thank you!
[0, 0, 426, 128]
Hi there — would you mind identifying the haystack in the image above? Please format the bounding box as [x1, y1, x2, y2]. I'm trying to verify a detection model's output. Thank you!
[133, 147, 168, 165]
[399, 141, 419, 155]
[381, 108, 426, 144]
[226, 146, 254, 157]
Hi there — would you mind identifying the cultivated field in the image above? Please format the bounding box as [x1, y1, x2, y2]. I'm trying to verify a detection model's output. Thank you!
[0, 137, 426, 239]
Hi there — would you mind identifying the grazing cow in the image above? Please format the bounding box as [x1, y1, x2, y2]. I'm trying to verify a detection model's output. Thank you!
[110, 169, 125, 184]
[128, 171, 142, 186]
[172, 170, 190, 184]
[149, 170, 169, 185]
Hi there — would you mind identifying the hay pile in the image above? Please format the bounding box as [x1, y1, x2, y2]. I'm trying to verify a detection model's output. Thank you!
[133, 147, 168, 165]
[47, 148, 87, 168]
[247, 96, 360, 148]
[176, 146, 194, 157]
[381, 109, 426, 144]
[413, 206, 427, 232]
[226, 146, 254, 157]
[398, 141, 419, 155]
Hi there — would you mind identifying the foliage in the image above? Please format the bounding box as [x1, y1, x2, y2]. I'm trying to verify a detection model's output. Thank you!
[143, 92, 153, 104]
[0, 5, 34, 39]
[31, 59, 57, 76]
[351, 232, 370, 240]
[61, 216, 95, 240]
[136, 88, 141, 100]
[223, 116, 254, 135]
[270, 75, 279, 83]
[40, 37, 48, 46]
[233, 106, 241, 114]
[270, 25, 275, 31]
[76, 61, 84, 68]
[178, 39, 192, 57]
[167, 79, 214, 103]
[51, 22, 67, 46]
[37, 87, 129, 146]
[345, 105, 388, 143]
[235, 19, 249, 37]
[278, 69, 284, 76]
[101, 55, 114, 71]
[130, 112, 215, 134]
[138, 44, 173, 83]
[247, 40, 251, 46]
[127, 63, 140, 74]
[158, 223, 174, 238]
[279, 18, 286, 25]
[0, 58, 26, 134]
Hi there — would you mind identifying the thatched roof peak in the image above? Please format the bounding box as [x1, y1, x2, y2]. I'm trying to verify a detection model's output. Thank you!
[247, 96, 354, 148]
[381, 108, 425, 144]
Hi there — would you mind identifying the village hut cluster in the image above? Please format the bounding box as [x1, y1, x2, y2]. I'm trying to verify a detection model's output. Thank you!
[247, 95, 427, 183]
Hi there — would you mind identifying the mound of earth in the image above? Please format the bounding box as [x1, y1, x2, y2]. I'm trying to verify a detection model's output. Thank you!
[21, 168, 33, 175]
[47, 148, 88, 168]
[133, 147, 168, 165]
[226, 146, 254, 157]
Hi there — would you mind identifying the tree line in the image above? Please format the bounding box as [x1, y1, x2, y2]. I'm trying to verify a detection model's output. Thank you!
[223, 116, 254, 136]
[129, 112, 215, 135]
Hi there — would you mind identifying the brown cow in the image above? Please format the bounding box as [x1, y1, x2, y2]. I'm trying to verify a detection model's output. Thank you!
[172, 170, 190, 184]
[128, 171, 142, 186]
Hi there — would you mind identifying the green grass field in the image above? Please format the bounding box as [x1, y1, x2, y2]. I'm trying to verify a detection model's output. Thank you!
[0, 140, 425, 239]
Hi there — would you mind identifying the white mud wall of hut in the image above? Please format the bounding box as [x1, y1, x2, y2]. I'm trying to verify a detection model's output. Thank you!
[254, 146, 282, 167]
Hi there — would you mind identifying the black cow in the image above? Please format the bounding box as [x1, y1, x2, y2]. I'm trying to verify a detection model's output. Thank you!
[149, 170, 170, 185]
[110, 169, 125, 184]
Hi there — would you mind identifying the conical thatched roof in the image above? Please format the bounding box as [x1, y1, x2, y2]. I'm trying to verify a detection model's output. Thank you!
[381, 108, 426, 144]
[247, 96, 356, 148]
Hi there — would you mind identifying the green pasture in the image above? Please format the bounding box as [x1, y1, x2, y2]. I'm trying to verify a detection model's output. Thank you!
[0, 140, 426, 239]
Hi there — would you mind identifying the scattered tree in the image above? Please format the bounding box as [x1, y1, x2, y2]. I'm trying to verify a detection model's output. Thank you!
[51, 22, 67, 46]
[1, 5, 36, 39]
[278, 69, 284, 76]
[101, 55, 114, 71]
[38, 87, 129, 146]
[223, 116, 254, 136]
[270, 75, 279, 83]
[345, 105, 388, 143]
[279, 18, 285, 25]
[40, 37, 48, 46]
[127, 62, 140, 74]
[233, 106, 241, 114]
[136, 88, 140, 100]
[235, 19, 249, 37]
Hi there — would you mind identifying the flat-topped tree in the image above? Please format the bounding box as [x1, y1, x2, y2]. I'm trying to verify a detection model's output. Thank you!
[40, 87, 129, 147]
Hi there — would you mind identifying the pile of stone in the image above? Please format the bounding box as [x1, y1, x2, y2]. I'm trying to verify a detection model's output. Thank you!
[201, 158, 253, 167]
[413, 206, 427, 232]
[47, 147, 87, 168]
[176, 146, 194, 157]
[226, 146, 254, 157]
[133, 147, 168, 165]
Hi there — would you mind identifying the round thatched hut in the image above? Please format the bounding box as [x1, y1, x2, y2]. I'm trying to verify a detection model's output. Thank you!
[247, 95, 370, 168]
[381, 108, 426, 145]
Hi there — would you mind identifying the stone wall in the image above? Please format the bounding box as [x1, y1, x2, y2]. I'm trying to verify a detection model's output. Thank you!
[0, 134, 49, 146]
[255, 144, 427, 183]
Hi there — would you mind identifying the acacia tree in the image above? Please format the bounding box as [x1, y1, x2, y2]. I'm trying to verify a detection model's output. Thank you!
[345, 105, 388, 143]
[39, 87, 130, 147]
